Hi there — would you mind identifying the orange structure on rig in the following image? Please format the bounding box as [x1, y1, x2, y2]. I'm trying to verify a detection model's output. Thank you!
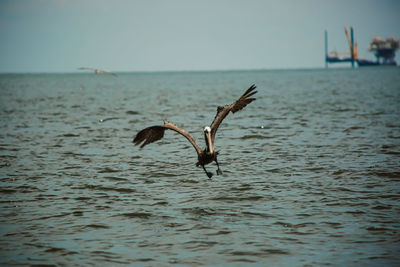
[325, 26, 399, 67]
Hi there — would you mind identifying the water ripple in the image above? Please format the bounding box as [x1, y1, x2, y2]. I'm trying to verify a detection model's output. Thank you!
[1, 69, 399, 266]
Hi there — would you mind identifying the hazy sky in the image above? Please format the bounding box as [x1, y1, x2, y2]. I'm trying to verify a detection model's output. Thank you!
[0, 0, 399, 73]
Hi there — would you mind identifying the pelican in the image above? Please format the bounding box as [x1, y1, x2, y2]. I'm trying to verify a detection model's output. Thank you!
[133, 84, 257, 178]
[78, 67, 117, 76]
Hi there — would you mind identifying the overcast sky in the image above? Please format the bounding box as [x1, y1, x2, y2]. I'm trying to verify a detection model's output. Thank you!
[0, 0, 399, 73]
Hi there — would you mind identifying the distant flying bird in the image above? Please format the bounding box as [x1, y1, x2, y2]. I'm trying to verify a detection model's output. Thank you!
[78, 67, 117, 76]
[133, 84, 257, 178]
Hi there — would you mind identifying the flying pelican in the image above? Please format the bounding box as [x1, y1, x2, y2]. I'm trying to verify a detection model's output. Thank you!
[133, 84, 257, 178]
[78, 67, 117, 76]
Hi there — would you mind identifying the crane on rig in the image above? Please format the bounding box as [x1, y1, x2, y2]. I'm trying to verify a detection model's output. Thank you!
[325, 26, 399, 67]
[325, 26, 356, 67]
[344, 27, 358, 63]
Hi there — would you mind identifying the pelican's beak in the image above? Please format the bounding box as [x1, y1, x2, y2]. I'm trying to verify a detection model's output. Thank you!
[205, 131, 214, 154]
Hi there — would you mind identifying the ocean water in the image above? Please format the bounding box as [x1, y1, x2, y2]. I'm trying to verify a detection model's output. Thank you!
[0, 68, 399, 266]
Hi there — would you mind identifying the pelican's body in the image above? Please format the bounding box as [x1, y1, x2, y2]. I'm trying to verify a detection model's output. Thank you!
[196, 126, 221, 176]
[197, 152, 215, 166]
[133, 85, 257, 178]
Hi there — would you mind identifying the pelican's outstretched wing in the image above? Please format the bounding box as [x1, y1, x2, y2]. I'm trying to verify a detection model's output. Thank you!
[210, 84, 257, 141]
[133, 121, 202, 155]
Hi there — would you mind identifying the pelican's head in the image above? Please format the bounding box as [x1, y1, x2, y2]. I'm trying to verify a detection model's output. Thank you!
[203, 126, 214, 154]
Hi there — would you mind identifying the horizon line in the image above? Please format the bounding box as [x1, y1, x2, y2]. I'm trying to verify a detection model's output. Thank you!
[0, 65, 367, 75]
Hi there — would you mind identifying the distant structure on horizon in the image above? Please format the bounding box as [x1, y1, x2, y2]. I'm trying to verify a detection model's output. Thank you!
[367, 37, 399, 65]
[78, 67, 117, 76]
[325, 27, 399, 68]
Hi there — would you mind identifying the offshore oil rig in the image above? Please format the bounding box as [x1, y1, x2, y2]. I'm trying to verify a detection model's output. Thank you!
[325, 26, 399, 67]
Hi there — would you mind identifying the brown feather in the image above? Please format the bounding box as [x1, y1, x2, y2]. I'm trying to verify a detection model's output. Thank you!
[162, 121, 202, 155]
[133, 122, 202, 155]
[210, 84, 257, 141]
[133, 126, 166, 148]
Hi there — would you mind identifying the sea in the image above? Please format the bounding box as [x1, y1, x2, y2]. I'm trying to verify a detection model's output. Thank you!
[0, 67, 399, 266]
